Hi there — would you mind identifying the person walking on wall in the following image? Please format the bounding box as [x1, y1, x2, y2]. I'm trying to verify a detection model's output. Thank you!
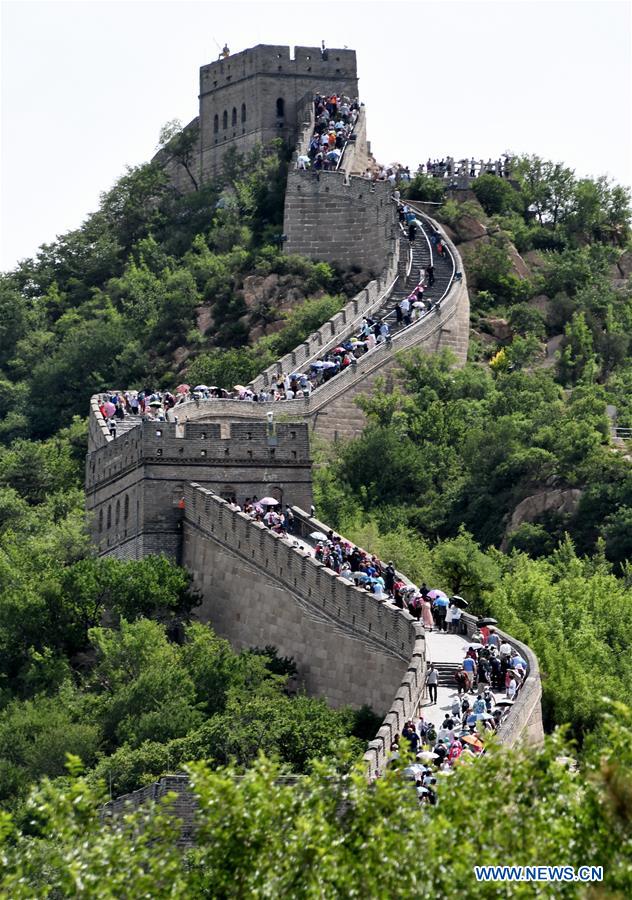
[426, 663, 438, 704]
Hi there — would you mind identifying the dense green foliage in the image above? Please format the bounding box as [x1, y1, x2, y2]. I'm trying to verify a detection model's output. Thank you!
[0, 139, 362, 441]
[1, 129, 632, 884]
[0, 137, 377, 811]
[2, 706, 632, 897]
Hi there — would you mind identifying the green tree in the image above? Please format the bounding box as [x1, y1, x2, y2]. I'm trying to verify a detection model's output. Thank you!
[157, 119, 201, 191]
[472, 173, 519, 215]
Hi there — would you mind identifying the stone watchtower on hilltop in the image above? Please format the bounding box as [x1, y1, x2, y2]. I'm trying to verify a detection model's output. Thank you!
[159, 44, 359, 190]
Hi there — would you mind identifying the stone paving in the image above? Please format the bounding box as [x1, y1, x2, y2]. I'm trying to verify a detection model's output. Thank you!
[421, 629, 509, 730]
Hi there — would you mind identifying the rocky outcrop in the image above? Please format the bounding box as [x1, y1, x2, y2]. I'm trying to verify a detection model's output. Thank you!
[479, 316, 512, 342]
[451, 214, 487, 243]
[502, 488, 583, 550]
[506, 243, 530, 279]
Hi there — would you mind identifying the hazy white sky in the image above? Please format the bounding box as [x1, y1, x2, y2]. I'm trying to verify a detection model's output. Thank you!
[1, 0, 631, 271]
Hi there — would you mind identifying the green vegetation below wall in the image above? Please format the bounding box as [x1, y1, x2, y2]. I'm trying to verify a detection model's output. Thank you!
[1, 136, 632, 880]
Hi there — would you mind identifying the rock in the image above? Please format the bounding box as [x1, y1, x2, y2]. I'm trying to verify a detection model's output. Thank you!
[172, 346, 190, 367]
[545, 334, 564, 359]
[248, 320, 286, 344]
[522, 250, 549, 272]
[196, 305, 214, 335]
[528, 294, 552, 318]
[242, 273, 280, 309]
[617, 250, 632, 278]
[479, 316, 512, 342]
[452, 214, 487, 243]
[502, 488, 583, 550]
[441, 223, 458, 243]
[471, 329, 497, 346]
[506, 243, 530, 279]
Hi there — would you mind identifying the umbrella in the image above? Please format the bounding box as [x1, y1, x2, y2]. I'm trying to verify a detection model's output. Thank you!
[477, 618, 498, 627]
[176, 384, 190, 394]
[495, 699, 515, 707]
[193, 385, 209, 392]
[462, 734, 484, 749]
[479, 712, 495, 721]
[259, 497, 279, 506]
[233, 385, 246, 392]
[149, 400, 162, 408]
[310, 361, 326, 369]
[511, 655, 527, 668]
[416, 750, 439, 761]
[451, 595, 468, 609]
[310, 531, 328, 541]
[468, 643, 484, 651]
[103, 401, 115, 416]
[403, 764, 426, 779]
[427, 589, 448, 600]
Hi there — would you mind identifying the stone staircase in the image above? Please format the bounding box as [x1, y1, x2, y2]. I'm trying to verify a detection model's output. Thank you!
[431, 661, 461, 687]
[107, 414, 143, 437]
[380, 218, 454, 335]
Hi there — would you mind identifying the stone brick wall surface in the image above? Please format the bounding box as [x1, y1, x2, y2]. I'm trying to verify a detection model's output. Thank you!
[283, 172, 396, 273]
[90, 51, 543, 823]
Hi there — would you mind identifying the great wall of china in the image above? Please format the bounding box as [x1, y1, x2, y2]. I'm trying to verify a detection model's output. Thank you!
[91, 45, 543, 824]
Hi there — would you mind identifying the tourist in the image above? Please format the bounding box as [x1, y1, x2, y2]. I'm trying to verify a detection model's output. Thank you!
[422, 597, 434, 631]
[462, 654, 477, 692]
[426, 664, 438, 705]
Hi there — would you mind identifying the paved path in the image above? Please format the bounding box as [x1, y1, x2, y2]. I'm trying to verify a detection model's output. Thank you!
[420, 629, 508, 730]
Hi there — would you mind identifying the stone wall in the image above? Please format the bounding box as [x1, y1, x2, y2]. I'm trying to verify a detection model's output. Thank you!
[283, 172, 396, 273]
[86, 420, 313, 560]
[182, 483, 421, 717]
[166, 242, 469, 444]
[152, 44, 360, 187]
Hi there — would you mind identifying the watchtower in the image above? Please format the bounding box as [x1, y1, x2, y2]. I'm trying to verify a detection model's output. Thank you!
[85, 419, 312, 562]
[198, 44, 358, 179]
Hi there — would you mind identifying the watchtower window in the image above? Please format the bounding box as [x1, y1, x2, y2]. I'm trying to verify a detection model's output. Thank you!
[213, 114, 219, 134]
[223, 110, 228, 129]
[241, 103, 246, 123]
[99, 509, 103, 533]
[231, 107, 237, 126]
[276, 97, 285, 118]
[115, 500, 120, 525]
[107, 506, 111, 529]
[124, 495, 129, 521]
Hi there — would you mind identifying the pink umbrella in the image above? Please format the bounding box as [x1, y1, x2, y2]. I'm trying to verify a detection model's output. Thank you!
[103, 402, 116, 417]
[427, 589, 448, 600]
[176, 384, 190, 394]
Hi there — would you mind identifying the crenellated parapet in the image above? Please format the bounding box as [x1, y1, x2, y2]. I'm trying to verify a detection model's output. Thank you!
[85, 419, 313, 561]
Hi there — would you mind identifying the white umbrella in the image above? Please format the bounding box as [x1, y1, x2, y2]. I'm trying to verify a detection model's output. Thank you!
[403, 764, 426, 779]
[310, 531, 328, 541]
[416, 750, 439, 761]
[193, 385, 209, 391]
[259, 497, 279, 506]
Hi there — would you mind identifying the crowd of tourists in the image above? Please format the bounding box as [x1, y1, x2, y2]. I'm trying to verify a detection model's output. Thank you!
[98, 284, 433, 422]
[296, 93, 361, 171]
[419, 155, 513, 179]
[355, 156, 513, 185]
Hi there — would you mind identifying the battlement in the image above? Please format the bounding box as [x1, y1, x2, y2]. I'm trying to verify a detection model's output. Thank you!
[199, 45, 358, 95]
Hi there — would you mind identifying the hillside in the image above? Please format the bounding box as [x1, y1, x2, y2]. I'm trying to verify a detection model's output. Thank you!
[1, 138, 632, 894]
